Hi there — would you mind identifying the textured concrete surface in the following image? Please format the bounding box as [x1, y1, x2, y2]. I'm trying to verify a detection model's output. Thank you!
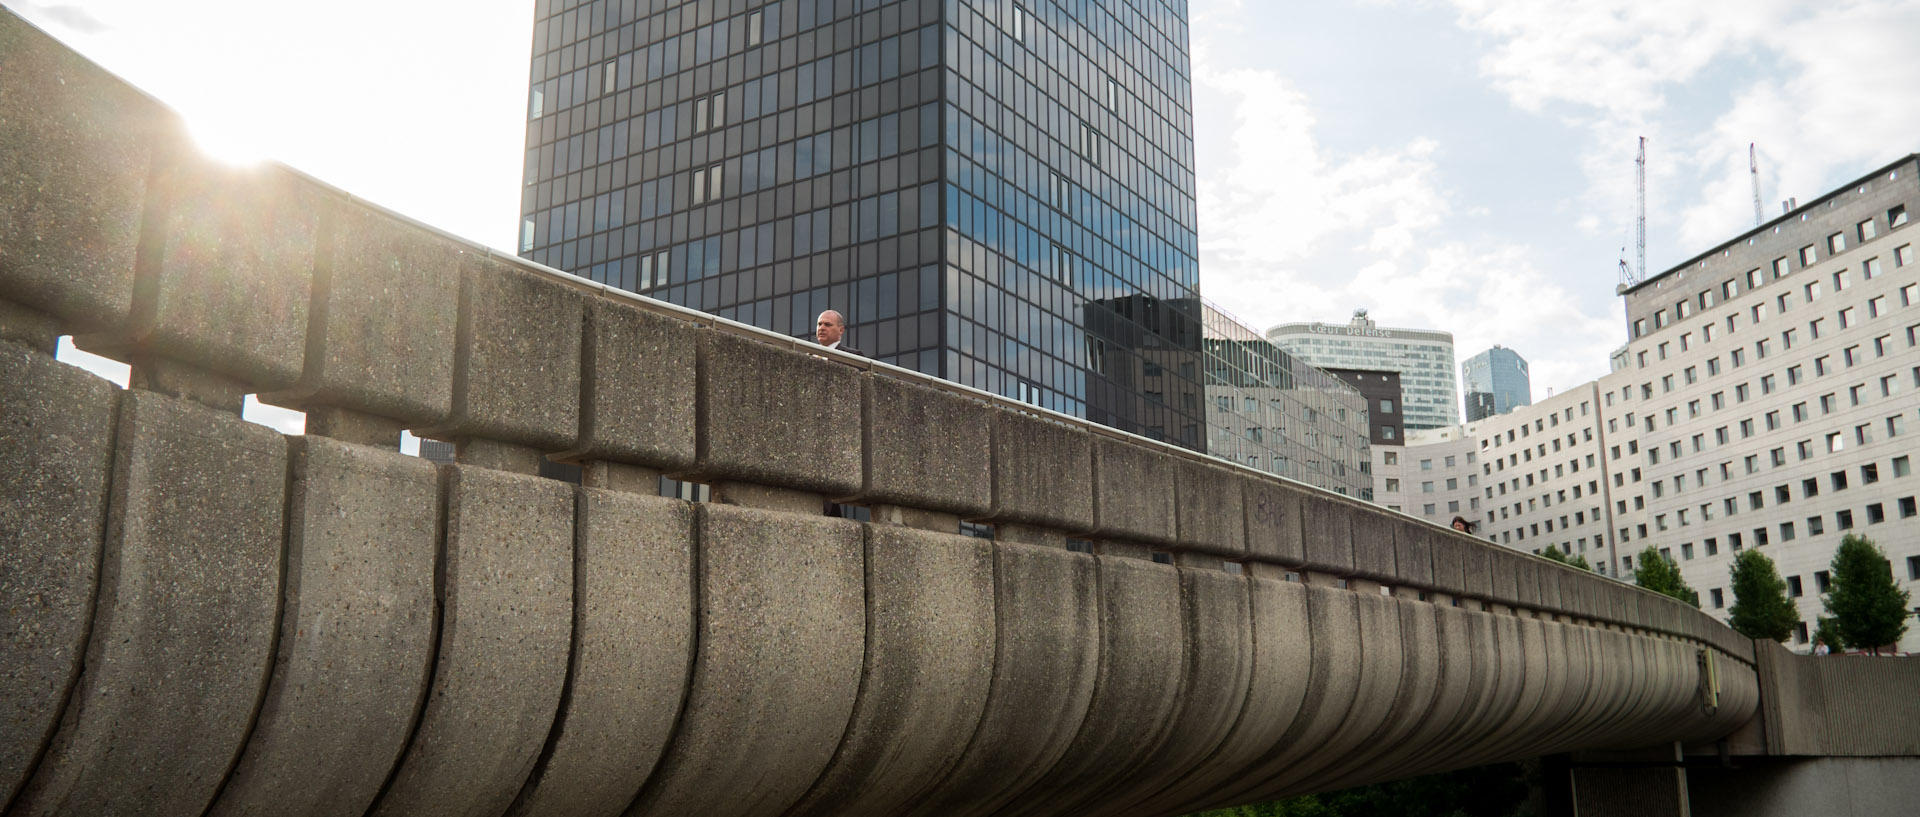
[0, 8, 177, 331]
[692, 330, 862, 496]
[11, 390, 285, 817]
[1391, 519, 1435, 588]
[783, 525, 995, 817]
[1134, 575, 1311, 817]
[1088, 438, 1175, 545]
[206, 437, 439, 817]
[1572, 766, 1689, 817]
[1690, 757, 1920, 817]
[902, 542, 1100, 817]
[1000, 557, 1186, 817]
[1173, 461, 1246, 558]
[1317, 599, 1442, 789]
[101, 158, 322, 390]
[1086, 568, 1252, 816]
[1299, 494, 1356, 576]
[0, 343, 117, 808]
[624, 504, 864, 817]
[505, 490, 693, 817]
[264, 198, 465, 425]
[368, 465, 573, 817]
[1246, 591, 1409, 801]
[1427, 531, 1469, 597]
[1347, 506, 1398, 581]
[987, 409, 1093, 531]
[555, 300, 697, 470]
[857, 375, 992, 516]
[1243, 476, 1305, 566]
[427, 256, 587, 451]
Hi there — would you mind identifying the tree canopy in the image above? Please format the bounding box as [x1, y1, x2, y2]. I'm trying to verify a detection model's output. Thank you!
[1726, 549, 1796, 642]
[1823, 534, 1912, 653]
[1632, 546, 1699, 607]
[1537, 545, 1593, 571]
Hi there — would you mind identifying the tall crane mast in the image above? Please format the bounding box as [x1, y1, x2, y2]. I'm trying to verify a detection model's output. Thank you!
[1750, 143, 1764, 226]
[1619, 137, 1646, 289]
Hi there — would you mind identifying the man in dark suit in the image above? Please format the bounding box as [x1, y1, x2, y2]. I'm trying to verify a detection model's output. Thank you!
[814, 309, 864, 356]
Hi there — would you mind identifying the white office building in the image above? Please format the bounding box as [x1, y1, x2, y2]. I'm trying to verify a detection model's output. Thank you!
[1267, 310, 1460, 431]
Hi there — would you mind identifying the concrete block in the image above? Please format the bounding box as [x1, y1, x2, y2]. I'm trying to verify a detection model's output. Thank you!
[784, 525, 996, 817]
[1137, 576, 1311, 817]
[425, 256, 586, 451]
[1428, 531, 1468, 597]
[1299, 495, 1355, 576]
[1174, 460, 1247, 558]
[900, 542, 1099, 817]
[1391, 519, 1435, 588]
[369, 465, 573, 817]
[93, 158, 323, 390]
[504, 490, 694, 817]
[0, 9, 181, 331]
[205, 437, 439, 817]
[1081, 568, 1252, 814]
[1348, 506, 1398, 581]
[1461, 541, 1494, 599]
[692, 330, 862, 496]
[12, 390, 285, 817]
[1571, 766, 1690, 817]
[985, 409, 1093, 531]
[856, 375, 992, 517]
[264, 198, 465, 425]
[1087, 437, 1175, 545]
[0, 343, 117, 807]
[1243, 475, 1305, 567]
[1488, 548, 1521, 606]
[1514, 555, 1545, 609]
[554, 300, 698, 469]
[1536, 562, 1566, 611]
[625, 504, 864, 817]
[999, 557, 1186, 817]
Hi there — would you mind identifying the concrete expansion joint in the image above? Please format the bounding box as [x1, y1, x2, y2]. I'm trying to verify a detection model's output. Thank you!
[452, 437, 544, 474]
[127, 354, 250, 414]
[579, 460, 663, 494]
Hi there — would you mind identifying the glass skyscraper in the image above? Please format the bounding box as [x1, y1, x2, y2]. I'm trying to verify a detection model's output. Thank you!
[515, 0, 1371, 494]
[1460, 344, 1530, 421]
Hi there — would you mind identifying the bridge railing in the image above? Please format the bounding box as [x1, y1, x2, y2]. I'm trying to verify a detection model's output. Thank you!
[3, 10, 1760, 817]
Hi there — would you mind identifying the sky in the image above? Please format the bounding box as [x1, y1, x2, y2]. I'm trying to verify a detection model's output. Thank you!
[12, 0, 1920, 412]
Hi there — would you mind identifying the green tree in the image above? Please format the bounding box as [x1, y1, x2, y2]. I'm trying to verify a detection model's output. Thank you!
[1726, 550, 1796, 642]
[1822, 534, 1912, 654]
[1632, 546, 1699, 607]
[1537, 546, 1593, 572]
[1812, 616, 1843, 654]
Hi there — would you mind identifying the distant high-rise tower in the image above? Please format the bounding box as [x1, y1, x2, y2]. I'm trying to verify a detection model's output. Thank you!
[1461, 345, 1530, 421]
[1266, 310, 1460, 431]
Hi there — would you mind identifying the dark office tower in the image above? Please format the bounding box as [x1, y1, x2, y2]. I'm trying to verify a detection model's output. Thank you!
[517, 0, 1203, 448]
[1460, 344, 1530, 422]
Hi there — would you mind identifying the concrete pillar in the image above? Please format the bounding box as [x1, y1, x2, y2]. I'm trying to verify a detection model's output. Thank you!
[1568, 744, 1691, 817]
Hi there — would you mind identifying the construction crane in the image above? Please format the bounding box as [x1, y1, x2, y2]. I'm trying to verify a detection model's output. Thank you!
[1750, 143, 1764, 226]
[1619, 137, 1646, 289]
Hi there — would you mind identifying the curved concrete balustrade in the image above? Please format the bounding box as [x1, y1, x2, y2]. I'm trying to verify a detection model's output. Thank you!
[0, 11, 1771, 817]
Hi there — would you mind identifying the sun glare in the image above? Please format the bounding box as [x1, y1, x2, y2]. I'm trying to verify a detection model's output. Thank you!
[187, 116, 273, 167]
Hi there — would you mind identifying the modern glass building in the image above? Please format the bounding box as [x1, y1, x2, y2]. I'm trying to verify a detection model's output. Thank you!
[1461, 344, 1531, 421]
[1267, 310, 1461, 432]
[514, 0, 1369, 493]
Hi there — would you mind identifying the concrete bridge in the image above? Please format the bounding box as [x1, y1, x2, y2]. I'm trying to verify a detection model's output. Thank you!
[2, 11, 1914, 817]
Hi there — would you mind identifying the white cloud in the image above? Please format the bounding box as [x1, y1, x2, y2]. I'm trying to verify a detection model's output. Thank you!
[1190, 57, 1618, 399]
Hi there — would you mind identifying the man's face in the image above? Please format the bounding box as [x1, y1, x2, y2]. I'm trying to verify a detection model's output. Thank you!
[816, 311, 844, 345]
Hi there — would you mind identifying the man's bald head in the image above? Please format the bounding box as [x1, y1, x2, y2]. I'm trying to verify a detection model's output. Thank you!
[815, 310, 846, 346]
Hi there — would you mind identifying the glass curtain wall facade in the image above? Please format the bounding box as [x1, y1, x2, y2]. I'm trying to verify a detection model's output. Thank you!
[515, 0, 1377, 494]
[517, 0, 1207, 449]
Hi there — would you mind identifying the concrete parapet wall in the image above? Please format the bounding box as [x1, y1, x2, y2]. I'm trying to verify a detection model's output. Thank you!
[1751, 639, 1920, 757]
[0, 14, 1801, 817]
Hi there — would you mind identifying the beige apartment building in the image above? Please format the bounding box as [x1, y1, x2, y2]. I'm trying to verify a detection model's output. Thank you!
[1377, 155, 1920, 652]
